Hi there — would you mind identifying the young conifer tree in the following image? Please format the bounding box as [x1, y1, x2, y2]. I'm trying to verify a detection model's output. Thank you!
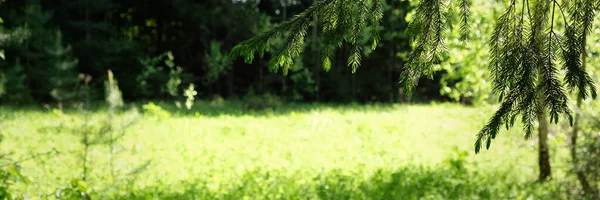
[48, 30, 79, 109]
[231, 0, 600, 181]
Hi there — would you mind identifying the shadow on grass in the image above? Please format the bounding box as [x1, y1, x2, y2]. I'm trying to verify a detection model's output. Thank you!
[130, 100, 413, 118]
[0, 100, 400, 117]
[113, 164, 571, 200]
[1, 99, 461, 119]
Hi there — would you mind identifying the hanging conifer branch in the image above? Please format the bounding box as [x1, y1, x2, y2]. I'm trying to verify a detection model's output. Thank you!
[348, 0, 368, 72]
[369, 0, 384, 50]
[231, 0, 384, 74]
[231, 0, 334, 71]
[476, 0, 600, 153]
[268, 19, 309, 75]
[320, 0, 347, 71]
[230, 0, 600, 153]
[488, 1, 518, 96]
[400, 0, 447, 94]
[514, 0, 538, 139]
[541, 0, 570, 125]
[563, 0, 598, 100]
[476, 0, 557, 153]
[459, 0, 471, 40]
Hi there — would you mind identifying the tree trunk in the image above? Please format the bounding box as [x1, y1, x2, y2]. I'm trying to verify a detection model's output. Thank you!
[536, 42, 552, 181]
[537, 62, 551, 181]
[538, 97, 551, 181]
[538, 113, 551, 181]
[571, 33, 598, 197]
[572, 97, 597, 197]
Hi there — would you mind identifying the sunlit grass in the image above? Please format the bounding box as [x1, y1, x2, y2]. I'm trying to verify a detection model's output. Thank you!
[0, 102, 575, 199]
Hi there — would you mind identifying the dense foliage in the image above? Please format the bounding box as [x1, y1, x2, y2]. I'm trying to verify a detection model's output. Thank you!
[0, 0, 423, 104]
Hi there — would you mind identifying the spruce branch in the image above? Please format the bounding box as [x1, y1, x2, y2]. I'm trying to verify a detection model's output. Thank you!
[459, 0, 471, 41]
[562, 0, 597, 100]
[400, 0, 447, 94]
[348, 0, 368, 73]
[231, 0, 335, 72]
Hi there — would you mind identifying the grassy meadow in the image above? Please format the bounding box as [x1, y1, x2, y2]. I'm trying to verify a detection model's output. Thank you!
[0, 102, 578, 199]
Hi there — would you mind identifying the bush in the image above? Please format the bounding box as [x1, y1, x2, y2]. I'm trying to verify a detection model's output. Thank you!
[142, 102, 171, 119]
[210, 94, 224, 106]
[242, 93, 281, 111]
[0, 59, 32, 104]
[579, 134, 600, 188]
[567, 100, 600, 198]
[575, 112, 600, 197]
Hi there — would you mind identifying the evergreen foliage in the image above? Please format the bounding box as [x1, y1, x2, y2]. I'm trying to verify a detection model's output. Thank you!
[0, 58, 30, 103]
[436, 0, 497, 105]
[136, 51, 183, 99]
[400, 0, 448, 94]
[204, 41, 232, 84]
[475, 0, 599, 153]
[230, 0, 384, 75]
[47, 30, 79, 107]
[232, 0, 600, 153]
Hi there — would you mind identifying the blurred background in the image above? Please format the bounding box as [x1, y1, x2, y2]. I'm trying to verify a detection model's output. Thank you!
[0, 0, 600, 199]
[0, 0, 495, 104]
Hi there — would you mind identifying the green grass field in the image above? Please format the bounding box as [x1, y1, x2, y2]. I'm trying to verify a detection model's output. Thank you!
[0, 102, 577, 199]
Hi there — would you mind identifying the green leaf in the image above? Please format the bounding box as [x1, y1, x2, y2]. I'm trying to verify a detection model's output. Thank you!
[0, 17, 4, 24]
[81, 192, 92, 200]
[7, 165, 27, 183]
[509, 114, 516, 127]
[77, 181, 89, 192]
[7, 165, 21, 177]
[567, 112, 574, 126]
[371, 39, 378, 50]
[268, 57, 278, 72]
[71, 179, 89, 192]
[474, 136, 482, 153]
[71, 179, 79, 188]
[167, 51, 174, 60]
[229, 45, 241, 59]
[164, 59, 175, 68]
[0, 189, 11, 200]
[322, 57, 331, 72]
[0, 50, 5, 60]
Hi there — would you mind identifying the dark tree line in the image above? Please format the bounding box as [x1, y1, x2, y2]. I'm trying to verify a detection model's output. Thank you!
[0, 0, 448, 104]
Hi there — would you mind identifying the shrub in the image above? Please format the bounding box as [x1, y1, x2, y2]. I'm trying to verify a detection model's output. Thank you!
[578, 134, 600, 190]
[242, 93, 281, 111]
[0, 59, 32, 104]
[575, 113, 600, 197]
[568, 100, 600, 198]
[210, 94, 225, 106]
[142, 102, 171, 119]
